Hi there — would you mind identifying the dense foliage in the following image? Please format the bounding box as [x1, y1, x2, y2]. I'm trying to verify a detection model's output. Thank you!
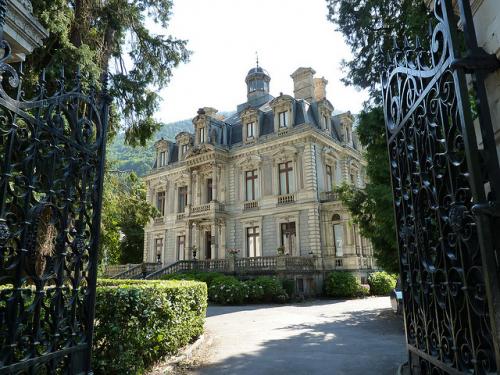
[29, 0, 190, 146]
[162, 272, 288, 305]
[368, 271, 397, 296]
[326, 0, 431, 272]
[100, 170, 157, 266]
[93, 279, 207, 374]
[325, 271, 365, 298]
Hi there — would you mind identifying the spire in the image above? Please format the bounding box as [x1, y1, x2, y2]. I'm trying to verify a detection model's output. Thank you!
[256, 51, 259, 68]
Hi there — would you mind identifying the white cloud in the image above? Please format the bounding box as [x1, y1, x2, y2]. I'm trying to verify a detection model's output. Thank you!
[152, 0, 368, 123]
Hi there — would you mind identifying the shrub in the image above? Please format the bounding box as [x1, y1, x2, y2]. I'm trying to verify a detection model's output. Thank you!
[281, 279, 295, 298]
[208, 275, 248, 305]
[161, 271, 225, 288]
[368, 271, 397, 296]
[244, 279, 265, 303]
[93, 279, 207, 375]
[252, 276, 288, 303]
[325, 271, 362, 298]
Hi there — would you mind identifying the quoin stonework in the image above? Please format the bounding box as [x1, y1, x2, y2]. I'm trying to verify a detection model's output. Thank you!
[143, 65, 375, 281]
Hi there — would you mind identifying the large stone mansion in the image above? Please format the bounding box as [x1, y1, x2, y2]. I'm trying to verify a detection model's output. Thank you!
[143, 65, 375, 279]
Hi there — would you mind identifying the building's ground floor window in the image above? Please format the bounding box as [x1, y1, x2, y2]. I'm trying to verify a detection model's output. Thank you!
[177, 235, 185, 260]
[333, 224, 343, 256]
[155, 238, 163, 263]
[246, 226, 260, 257]
[280, 222, 296, 255]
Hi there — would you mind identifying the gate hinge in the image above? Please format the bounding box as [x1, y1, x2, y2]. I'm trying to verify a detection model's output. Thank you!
[451, 47, 500, 74]
[472, 201, 500, 218]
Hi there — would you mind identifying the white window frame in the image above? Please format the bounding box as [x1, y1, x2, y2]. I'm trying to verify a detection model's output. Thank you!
[278, 111, 288, 128]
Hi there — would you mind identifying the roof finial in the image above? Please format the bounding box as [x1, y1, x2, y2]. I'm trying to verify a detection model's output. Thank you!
[255, 51, 259, 68]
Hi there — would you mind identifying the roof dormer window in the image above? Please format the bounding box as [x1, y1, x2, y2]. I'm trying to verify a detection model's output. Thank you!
[279, 111, 289, 128]
[159, 151, 167, 167]
[247, 122, 256, 138]
[181, 144, 189, 156]
[199, 127, 206, 144]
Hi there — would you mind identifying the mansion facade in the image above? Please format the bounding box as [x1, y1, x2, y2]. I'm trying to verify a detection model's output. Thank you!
[143, 65, 375, 276]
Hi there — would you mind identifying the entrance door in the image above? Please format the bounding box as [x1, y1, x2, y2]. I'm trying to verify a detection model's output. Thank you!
[281, 222, 296, 255]
[205, 231, 212, 259]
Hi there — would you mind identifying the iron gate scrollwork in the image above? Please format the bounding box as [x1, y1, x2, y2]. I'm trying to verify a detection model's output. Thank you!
[382, 0, 500, 374]
[0, 5, 110, 374]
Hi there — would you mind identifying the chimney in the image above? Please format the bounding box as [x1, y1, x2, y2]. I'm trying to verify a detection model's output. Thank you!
[290, 67, 316, 102]
[314, 77, 328, 101]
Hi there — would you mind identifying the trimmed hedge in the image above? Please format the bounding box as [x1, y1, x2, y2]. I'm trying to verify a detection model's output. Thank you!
[93, 279, 207, 375]
[162, 272, 288, 305]
[368, 271, 397, 296]
[325, 271, 365, 298]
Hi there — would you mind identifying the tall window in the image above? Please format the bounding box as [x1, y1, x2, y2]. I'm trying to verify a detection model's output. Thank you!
[199, 127, 206, 143]
[181, 144, 189, 157]
[155, 238, 163, 263]
[323, 115, 329, 130]
[207, 178, 213, 202]
[280, 222, 296, 255]
[177, 235, 185, 260]
[247, 226, 261, 257]
[279, 161, 294, 195]
[159, 151, 166, 167]
[156, 191, 165, 216]
[326, 165, 333, 191]
[278, 111, 288, 128]
[247, 122, 256, 138]
[178, 186, 187, 213]
[245, 170, 258, 201]
[333, 224, 344, 256]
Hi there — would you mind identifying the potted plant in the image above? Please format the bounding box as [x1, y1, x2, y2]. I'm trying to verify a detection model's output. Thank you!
[227, 248, 240, 258]
[277, 246, 285, 256]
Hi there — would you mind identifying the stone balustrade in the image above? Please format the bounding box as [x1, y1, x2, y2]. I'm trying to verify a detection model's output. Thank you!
[243, 200, 259, 210]
[277, 193, 296, 205]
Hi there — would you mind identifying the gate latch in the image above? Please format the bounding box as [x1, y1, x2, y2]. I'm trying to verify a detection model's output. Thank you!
[451, 47, 500, 74]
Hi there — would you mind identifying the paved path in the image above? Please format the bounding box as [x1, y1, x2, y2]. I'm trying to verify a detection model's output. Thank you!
[191, 297, 406, 375]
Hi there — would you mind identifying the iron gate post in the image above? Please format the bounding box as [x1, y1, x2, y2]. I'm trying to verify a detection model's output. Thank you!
[382, 0, 500, 373]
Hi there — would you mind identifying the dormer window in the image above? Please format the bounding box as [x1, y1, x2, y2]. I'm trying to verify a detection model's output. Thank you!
[247, 122, 256, 138]
[159, 151, 166, 167]
[181, 144, 189, 157]
[279, 111, 289, 128]
[323, 115, 329, 130]
[199, 127, 206, 143]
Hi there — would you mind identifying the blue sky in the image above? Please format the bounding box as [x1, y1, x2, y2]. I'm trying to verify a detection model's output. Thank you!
[150, 0, 368, 123]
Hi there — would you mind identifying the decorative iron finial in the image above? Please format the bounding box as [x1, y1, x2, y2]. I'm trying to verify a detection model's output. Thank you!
[255, 51, 259, 68]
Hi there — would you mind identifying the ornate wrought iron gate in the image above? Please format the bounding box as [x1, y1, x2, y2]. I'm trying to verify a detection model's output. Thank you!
[382, 0, 500, 373]
[0, 6, 110, 374]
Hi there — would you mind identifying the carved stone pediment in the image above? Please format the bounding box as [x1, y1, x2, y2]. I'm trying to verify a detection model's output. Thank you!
[236, 154, 262, 169]
[270, 145, 297, 163]
[185, 144, 213, 158]
[175, 132, 193, 145]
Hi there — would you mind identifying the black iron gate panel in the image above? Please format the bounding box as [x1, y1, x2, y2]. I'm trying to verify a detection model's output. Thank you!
[0, 9, 110, 375]
[382, 0, 500, 374]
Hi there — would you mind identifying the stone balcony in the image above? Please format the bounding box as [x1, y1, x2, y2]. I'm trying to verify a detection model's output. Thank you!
[319, 191, 339, 202]
[243, 200, 259, 211]
[176, 201, 226, 221]
[277, 193, 296, 205]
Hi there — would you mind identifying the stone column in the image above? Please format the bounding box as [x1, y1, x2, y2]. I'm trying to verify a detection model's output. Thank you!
[211, 223, 217, 259]
[187, 171, 192, 209]
[212, 163, 218, 202]
[219, 222, 226, 259]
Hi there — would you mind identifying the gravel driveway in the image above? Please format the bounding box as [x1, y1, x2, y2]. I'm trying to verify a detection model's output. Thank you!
[189, 297, 406, 375]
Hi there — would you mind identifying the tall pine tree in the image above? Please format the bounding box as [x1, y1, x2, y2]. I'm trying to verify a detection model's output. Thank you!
[326, 0, 431, 272]
[28, 0, 190, 146]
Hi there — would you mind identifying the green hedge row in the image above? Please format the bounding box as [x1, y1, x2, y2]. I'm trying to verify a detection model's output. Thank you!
[93, 279, 207, 375]
[162, 272, 288, 305]
[325, 271, 398, 298]
[368, 271, 397, 295]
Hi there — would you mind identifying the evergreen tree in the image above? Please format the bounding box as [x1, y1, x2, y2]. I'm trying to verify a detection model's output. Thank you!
[326, 0, 431, 271]
[27, 0, 190, 146]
